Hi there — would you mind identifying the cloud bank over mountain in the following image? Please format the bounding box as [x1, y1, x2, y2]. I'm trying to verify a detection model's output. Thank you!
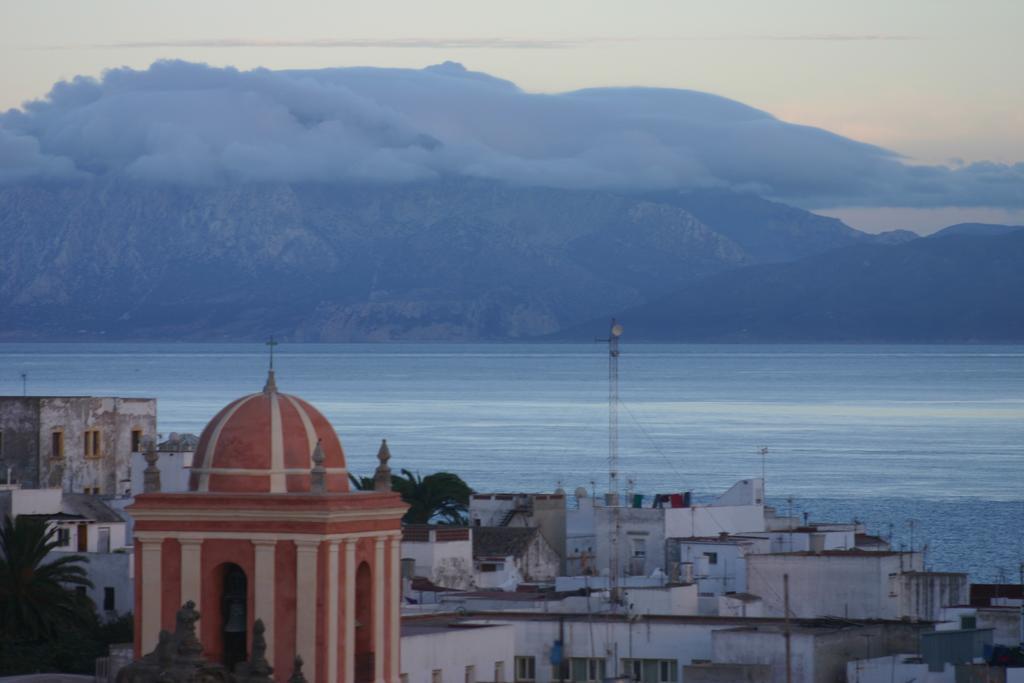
[1, 60, 1021, 209]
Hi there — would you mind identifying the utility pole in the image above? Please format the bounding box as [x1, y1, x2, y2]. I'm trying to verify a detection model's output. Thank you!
[784, 573, 792, 683]
[21, 372, 27, 396]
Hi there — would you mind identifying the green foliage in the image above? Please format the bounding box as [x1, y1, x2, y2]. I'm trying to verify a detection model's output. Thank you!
[0, 515, 131, 675]
[348, 474, 376, 491]
[391, 469, 473, 525]
[0, 515, 94, 639]
[351, 469, 474, 524]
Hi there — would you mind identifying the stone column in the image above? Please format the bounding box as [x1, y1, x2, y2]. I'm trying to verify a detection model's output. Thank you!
[253, 539, 277, 666]
[374, 537, 386, 683]
[344, 539, 356, 683]
[139, 538, 163, 652]
[295, 539, 320, 682]
[327, 540, 340, 683]
[389, 536, 401, 683]
[179, 538, 203, 612]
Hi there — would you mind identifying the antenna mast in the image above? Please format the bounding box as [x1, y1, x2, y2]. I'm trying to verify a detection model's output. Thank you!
[608, 319, 622, 499]
[598, 319, 624, 604]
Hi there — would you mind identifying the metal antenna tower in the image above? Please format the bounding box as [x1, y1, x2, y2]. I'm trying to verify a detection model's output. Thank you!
[607, 319, 622, 497]
[597, 318, 624, 603]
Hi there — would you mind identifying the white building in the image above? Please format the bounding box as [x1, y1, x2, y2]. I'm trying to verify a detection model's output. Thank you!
[470, 492, 567, 573]
[405, 610, 929, 683]
[401, 619, 516, 683]
[0, 486, 133, 615]
[746, 550, 967, 621]
[0, 396, 157, 495]
[711, 621, 923, 683]
[402, 525, 475, 590]
[473, 526, 561, 588]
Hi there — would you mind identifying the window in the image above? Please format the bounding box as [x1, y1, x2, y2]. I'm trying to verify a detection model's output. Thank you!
[131, 429, 143, 453]
[56, 527, 71, 547]
[515, 656, 536, 682]
[84, 429, 101, 458]
[98, 527, 111, 553]
[432, 670, 443, 683]
[479, 562, 503, 572]
[621, 659, 677, 683]
[51, 430, 64, 458]
[104, 587, 115, 611]
[494, 662, 505, 683]
[570, 658, 605, 682]
[960, 614, 977, 630]
[703, 552, 718, 565]
[465, 665, 475, 683]
[631, 537, 646, 558]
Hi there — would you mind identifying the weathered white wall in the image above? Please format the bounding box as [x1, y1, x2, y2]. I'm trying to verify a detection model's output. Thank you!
[718, 594, 764, 618]
[49, 519, 128, 553]
[713, 479, 763, 507]
[400, 623, 515, 683]
[485, 616, 731, 683]
[746, 529, 854, 553]
[594, 507, 666, 580]
[746, 552, 923, 620]
[79, 550, 134, 616]
[7, 487, 63, 515]
[894, 572, 968, 622]
[938, 606, 1022, 646]
[673, 540, 765, 595]
[403, 538, 475, 590]
[520, 533, 561, 583]
[711, 629, 817, 683]
[470, 493, 567, 572]
[622, 584, 699, 616]
[845, 655, 947, 683]
[664, 504, 765, 539]
[38, 397, 156, 495]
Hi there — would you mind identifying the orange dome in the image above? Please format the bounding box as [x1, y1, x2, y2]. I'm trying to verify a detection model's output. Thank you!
[188, 371, 349, 494]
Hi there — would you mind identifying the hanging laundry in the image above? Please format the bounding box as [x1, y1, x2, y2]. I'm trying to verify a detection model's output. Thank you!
[632, 493, 644, 508]
[670, 493, 684, 508]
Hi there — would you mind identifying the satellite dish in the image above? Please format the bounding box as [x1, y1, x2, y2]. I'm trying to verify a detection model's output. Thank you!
[611, 323, 624, 337]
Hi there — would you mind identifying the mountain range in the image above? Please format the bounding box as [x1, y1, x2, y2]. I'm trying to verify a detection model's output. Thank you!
[569, 230, 1024, 342]
[0, 178, 1020, 342]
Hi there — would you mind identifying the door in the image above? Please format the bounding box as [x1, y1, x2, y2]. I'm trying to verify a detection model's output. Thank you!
[77, 524, 88, 552]
[97, 527, 110, 553]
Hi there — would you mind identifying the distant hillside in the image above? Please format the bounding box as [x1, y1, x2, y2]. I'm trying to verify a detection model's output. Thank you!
[574, 232, 1024, 342]
[0, 179, 874, 341]
[928, 222, 1024, 238]
[645, 189, 873, 263]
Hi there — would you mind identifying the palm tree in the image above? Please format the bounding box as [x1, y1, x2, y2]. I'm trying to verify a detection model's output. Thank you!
[390, 469, 473, 525]
[347, 474, 376, 491]
[0, 515, 94, 639]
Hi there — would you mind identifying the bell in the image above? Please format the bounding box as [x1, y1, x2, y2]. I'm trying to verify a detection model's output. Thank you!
[224, 599, 247, 633]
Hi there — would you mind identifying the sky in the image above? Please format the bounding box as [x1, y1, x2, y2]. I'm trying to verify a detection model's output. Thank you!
[1, 0, 1022, 233]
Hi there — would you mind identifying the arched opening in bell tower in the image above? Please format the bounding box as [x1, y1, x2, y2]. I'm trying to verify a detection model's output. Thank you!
[220, 562, 248, 671]
[355, 561, 374, 682]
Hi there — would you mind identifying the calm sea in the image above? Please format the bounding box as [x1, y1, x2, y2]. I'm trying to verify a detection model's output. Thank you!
[1, 343, 1021, 582]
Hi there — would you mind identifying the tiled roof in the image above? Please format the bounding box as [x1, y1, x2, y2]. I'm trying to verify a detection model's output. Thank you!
[473, 526, 540, 559]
